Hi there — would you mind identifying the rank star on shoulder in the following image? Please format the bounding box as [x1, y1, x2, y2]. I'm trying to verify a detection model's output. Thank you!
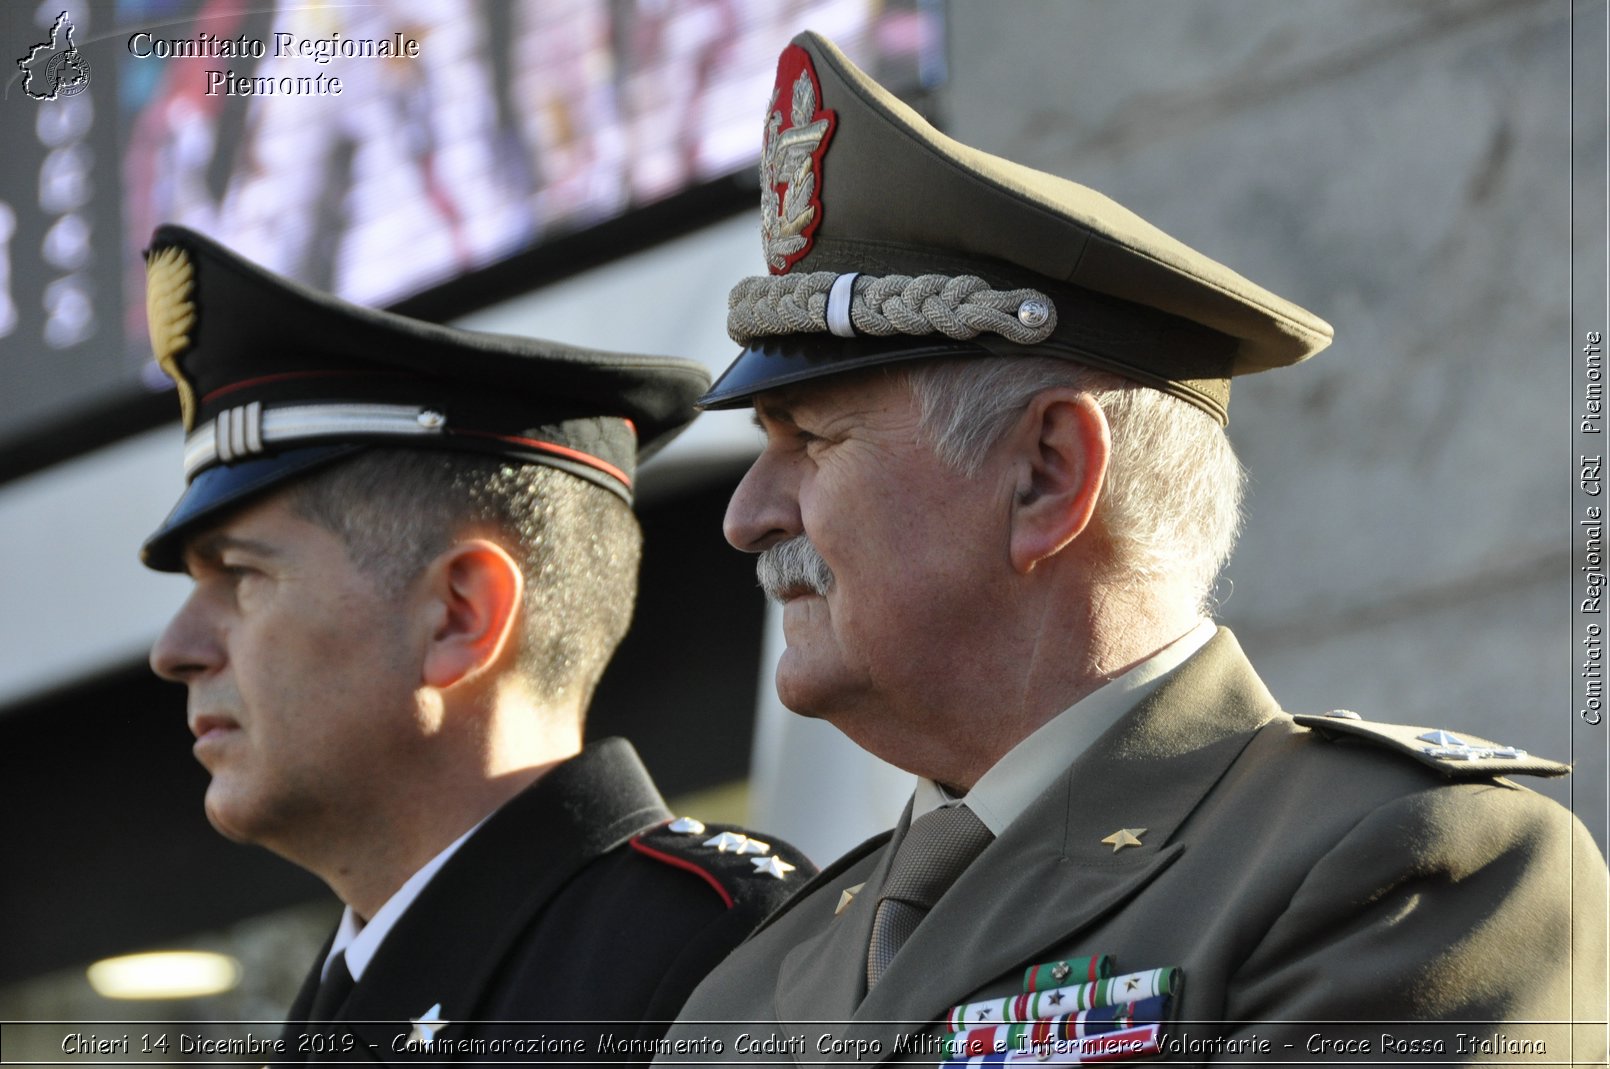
[704, 831, 750, 853]
[751, 855, 795, 879]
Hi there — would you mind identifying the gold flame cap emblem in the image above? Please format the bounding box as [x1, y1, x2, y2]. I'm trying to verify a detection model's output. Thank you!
[145, 245, 198, 430]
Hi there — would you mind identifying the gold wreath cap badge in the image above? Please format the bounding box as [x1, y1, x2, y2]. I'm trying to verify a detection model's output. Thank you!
[145, 245, 199, 430]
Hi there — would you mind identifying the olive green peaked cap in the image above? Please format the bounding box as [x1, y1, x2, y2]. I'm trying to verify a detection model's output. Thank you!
[702, 32, 1334, 423]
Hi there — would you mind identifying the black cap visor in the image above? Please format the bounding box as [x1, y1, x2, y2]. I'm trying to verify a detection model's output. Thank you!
[698, 333, 995, 410]
[698, 330, 1235, 424]
[140, 444, 361, 572]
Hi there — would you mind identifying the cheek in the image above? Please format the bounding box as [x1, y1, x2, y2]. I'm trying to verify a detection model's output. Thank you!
[836, 525, 992, 646]
[242, 607, 388, 718]
[806, 454, 997, 615]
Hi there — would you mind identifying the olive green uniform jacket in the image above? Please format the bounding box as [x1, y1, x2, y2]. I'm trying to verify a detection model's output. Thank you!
[656, 630, 1607, 1066]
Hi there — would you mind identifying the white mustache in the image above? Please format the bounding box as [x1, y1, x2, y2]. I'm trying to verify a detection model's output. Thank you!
[756, 535, 835, 603]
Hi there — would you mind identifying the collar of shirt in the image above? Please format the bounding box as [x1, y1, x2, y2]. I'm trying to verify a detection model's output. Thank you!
[912, 619, 1217, 835]
[322, 816, 488, 982]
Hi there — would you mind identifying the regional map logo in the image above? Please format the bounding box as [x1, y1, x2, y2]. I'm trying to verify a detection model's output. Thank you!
[17, 11, 91, 101]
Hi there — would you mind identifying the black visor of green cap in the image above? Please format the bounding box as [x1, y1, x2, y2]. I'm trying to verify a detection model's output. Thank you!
[139, 224, 711, 572]
[700, 32, 1334, 422]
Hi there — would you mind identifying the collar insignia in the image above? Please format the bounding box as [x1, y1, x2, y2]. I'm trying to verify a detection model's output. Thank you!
[409, 1003, 449, 1047]
[1100, 827, 1147, 852]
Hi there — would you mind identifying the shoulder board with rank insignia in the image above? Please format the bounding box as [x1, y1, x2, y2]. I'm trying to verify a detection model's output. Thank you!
[629, 818, 814, 912]
[1292, 712, 1570, 779]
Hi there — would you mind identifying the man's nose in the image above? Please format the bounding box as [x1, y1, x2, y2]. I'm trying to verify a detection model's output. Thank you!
[723, 448, 803, 554]
[149, 590, 221, 683]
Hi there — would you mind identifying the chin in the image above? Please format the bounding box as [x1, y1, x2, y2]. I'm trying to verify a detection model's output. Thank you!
[773, 685, 827, 720]
[775, 664, 868, 729]
[773, 656, 826, 719]
[203, 810, 253, 844]
[202, 786, 258, 844]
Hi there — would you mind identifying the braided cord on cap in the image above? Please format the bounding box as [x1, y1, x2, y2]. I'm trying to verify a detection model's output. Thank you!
[728, 272, 1058, 345]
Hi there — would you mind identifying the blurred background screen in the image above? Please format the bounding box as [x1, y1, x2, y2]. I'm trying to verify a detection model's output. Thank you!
[0, 0, 938, 466]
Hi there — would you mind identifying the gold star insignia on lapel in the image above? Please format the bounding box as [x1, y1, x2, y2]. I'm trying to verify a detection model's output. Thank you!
[835, 882, 866, 916]
[751, 855, 795, 879]
[734, 836, 771, 856]
[409, 1003, 449, 1047]
[1100, 828, 1147, 852]
[703, 831, 750, 853]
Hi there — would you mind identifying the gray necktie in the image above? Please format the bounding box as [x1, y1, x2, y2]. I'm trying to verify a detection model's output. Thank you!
[866, 805, 993, 989]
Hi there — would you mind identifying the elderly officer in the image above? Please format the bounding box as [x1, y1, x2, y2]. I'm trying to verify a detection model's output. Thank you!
[140, 226, 811, 1063]
[656, 32, 1607, 1064]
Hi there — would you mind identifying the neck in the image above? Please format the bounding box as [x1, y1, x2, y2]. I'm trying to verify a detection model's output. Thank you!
[318, 761, 557, 919]
[850, 577, 1201, 791]
[289, 688, 584, 919]
[1079, 581, 1203, 682]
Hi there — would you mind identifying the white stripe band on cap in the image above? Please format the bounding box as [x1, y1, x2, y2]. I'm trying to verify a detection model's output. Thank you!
[243, 400, 264, 454]
[228, 403, 248, 460]
[826, 272, 860, 338]
[214, 408, 233, 464]
[183, 402, 446, 479]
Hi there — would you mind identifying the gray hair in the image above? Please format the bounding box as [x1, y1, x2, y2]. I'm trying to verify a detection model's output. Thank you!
[900, 357, 1245, 612]
[284, 450, 641, 709]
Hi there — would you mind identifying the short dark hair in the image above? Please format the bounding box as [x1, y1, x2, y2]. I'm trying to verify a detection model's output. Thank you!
[284, 449, 642, 709]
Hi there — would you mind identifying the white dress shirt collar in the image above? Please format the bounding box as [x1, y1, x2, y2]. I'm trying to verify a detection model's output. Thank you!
[322, 816, 487, 982]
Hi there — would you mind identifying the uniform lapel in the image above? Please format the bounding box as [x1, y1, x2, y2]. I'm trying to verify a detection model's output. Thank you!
[281, 940, 327, 1029]
[846, 629, 1281, 1060]
[773, 802, 911, 1033]
[332, 739, 671, 1061]
[274, 933, 337, 1065]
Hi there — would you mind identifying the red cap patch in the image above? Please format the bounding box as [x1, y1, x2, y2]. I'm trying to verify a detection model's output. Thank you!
[760, 44, 836, 274]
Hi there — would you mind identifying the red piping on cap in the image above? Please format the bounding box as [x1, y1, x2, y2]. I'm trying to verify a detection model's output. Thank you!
[202, 369, 422, 404]
[628, 837, 734, 908]
[453, 429, 632, 489]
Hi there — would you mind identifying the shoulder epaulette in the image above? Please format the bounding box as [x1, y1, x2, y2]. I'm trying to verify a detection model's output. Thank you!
[748, 828, 895, 939]
[629, 817, 815, 911]
[1292, 711, 1570, 779]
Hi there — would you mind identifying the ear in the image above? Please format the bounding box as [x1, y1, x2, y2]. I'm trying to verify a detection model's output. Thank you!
[419, 539, 524, 690]
[1007, 389, 1110, 574]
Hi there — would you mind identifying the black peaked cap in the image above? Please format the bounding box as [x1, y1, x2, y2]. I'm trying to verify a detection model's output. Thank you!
[140, 225, 710, 571]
